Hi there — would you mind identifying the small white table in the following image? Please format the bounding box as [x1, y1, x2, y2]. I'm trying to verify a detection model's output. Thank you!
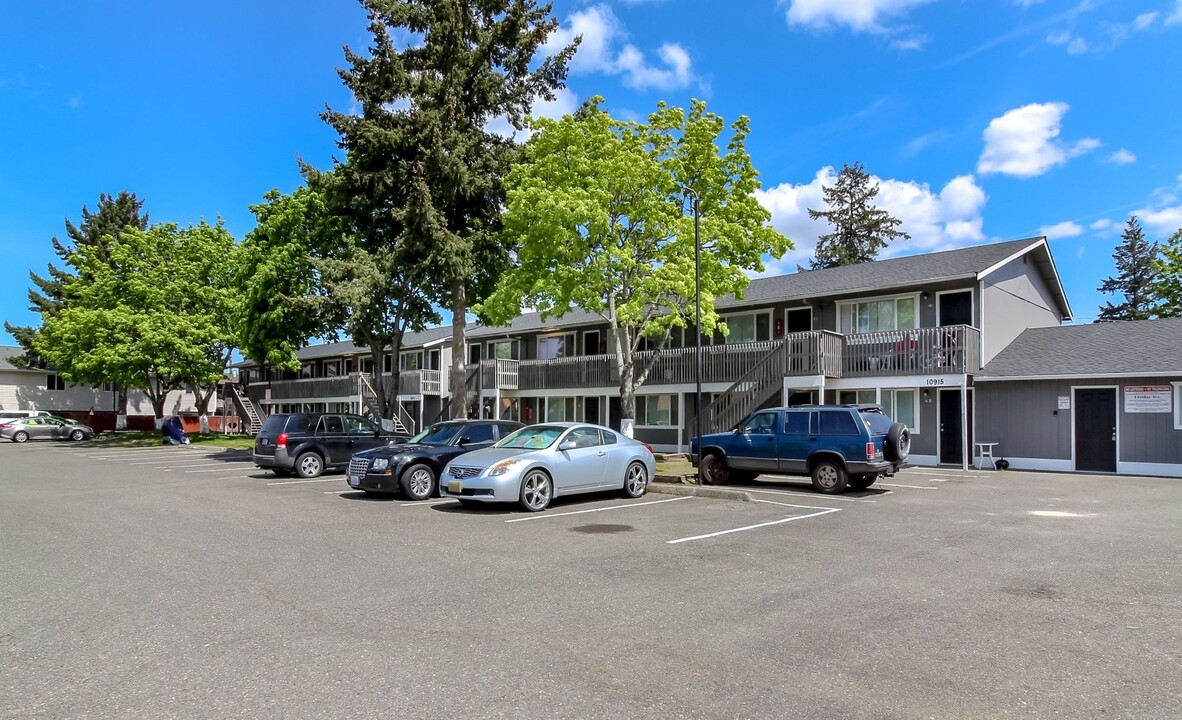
[974, 442, 999, 470]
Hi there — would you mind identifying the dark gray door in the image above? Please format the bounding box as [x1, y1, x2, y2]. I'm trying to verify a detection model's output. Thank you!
[1074, 388, 1116, 472]
[583, 397, 600, 425]
[939, 390, 963, 465]
[939, 291, 973, 326]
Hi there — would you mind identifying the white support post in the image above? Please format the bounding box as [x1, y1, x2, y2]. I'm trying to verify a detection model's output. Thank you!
[961, 384, 969, 472]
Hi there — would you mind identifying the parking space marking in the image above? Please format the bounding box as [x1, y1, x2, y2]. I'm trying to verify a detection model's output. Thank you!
[125, 458, 225, 465]
[752, 498, 841, 511]
[266, 478, 345, 485]
[127, 461, 235, 468]
[667, 508, 842, 545]
[184, 466, 257, 474]
[877, 482, 938, 490]
[747, 487, 881, 503]
[504, 496, 694, 524]
[400, 500, 456, 507]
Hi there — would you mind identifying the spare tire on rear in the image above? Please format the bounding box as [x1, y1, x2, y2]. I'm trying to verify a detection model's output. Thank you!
[885, 422, 910, 462]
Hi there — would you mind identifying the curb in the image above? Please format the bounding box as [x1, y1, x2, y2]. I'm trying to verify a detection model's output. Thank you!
[647, 481, 753, 503]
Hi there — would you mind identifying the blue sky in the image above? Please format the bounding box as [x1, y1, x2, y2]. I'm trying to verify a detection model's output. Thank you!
[3, 0, 1181, 344]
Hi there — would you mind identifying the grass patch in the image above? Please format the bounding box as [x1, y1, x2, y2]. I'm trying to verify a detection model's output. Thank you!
[656, 457, 695, 477]
[86, 431, 256, 450]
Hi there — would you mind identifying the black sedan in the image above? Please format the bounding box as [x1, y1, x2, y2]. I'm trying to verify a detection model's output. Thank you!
[346, 419, 524, 500]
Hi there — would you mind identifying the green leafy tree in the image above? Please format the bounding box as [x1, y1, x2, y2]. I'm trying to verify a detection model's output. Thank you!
[476, 98, 791, 434]
[1150, 228, 1182, 318]
[36, 221, 239, 427]
[5, 192, 148, 425]
[807, 162, 909, 269]
[1097, 216, 1159, 322]
[317, 0, 576, 421]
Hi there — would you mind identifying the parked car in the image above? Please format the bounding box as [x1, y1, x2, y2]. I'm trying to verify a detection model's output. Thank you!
[691, 404, 910, 494]
[346, 419, 524, 499]
[0, 410, 53, 420]
[253, 413, 408, 479]
[0, 415, 95, 443]
[439, 422, 655, 512]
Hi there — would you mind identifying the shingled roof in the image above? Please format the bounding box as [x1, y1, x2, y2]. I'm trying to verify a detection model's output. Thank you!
[977, 318, 1182, 380]
[0, 346, 41, 373]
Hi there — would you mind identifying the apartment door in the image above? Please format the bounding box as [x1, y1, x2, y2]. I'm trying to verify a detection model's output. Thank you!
[583, 396, 600, 425]
[1074, 388, 1117, 472]
[784, 307, 813, 373]
[938, 291, 973, 327]
[583, 330, 601, 356]
[938, 389, 963, 465]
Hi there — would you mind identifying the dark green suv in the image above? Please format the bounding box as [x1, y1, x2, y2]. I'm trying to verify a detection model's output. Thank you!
[691, 404, 910, 494]
[253, 412, 408, 478]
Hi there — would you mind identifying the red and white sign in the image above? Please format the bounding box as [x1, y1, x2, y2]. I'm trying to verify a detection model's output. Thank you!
[1124, 385, 1171, 413]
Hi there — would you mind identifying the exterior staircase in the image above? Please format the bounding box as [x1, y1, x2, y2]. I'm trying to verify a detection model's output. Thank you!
[229, 384, 264, 435]
[358, 374, 414, 436]
[692, 336, 790, 438]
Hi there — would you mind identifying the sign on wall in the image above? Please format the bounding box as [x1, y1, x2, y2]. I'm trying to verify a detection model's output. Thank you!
[1123, 385, 1172, 413]
[1057, 396, 1070, 410]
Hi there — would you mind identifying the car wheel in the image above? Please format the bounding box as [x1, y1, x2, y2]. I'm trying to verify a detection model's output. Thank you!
[622, 462, 648, 498]
[12, 431, 29, 444]
[849, 473, 878, 490]
[400, 463, 436, 501]
[700, 453, 730, 485]
[519, 470, 552, 512]
[811, 459, 848, 494]
[885, 422, 911, 463]
[70, 429, 85, 441]
[294, 452, 324, 479]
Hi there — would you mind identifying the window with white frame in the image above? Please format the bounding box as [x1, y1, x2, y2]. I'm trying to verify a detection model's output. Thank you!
[488, 340, 519, 360]
[400, 352, 422, 371]
[721, 311, 771, 344]
[47, 374, 66, 391]
[636, 394, 679, 426]
[838, 390, 876, 405]
[838, 295, 918, 334]
[881, 389, 918, 432]
[545, 396, 576, 422]
[1174, 382, 1182, 430]
[324, 360, 340, 377]
[537, 333, 576, 360]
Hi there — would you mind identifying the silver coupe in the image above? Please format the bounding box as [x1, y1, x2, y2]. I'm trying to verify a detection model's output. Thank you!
[439, 422, 655, 512]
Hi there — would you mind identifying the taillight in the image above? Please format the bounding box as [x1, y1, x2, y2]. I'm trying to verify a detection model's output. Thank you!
[276, 432, 288, 448]
[0, 424, 10, 430]
[866, 442, 875, 459]
[644, 444, 654, 454]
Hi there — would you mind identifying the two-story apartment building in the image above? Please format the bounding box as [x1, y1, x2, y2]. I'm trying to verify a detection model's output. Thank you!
[239, 237, 1072, 470]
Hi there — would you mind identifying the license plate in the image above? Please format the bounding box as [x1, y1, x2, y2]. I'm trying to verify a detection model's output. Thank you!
[348, 475, 360, 486]
[447, 480, 463, 493]
[260, 439, 268, 446]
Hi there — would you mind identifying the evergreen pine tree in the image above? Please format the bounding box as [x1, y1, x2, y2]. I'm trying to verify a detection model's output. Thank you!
[807, 162, 909, 270]
[1150, 228, 1182, 318]
[1097, 216, 1159, 322]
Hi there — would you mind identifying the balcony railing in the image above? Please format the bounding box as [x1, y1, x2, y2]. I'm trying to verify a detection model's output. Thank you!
[247, 375, 358, 403]
[842, 325, 980, 377]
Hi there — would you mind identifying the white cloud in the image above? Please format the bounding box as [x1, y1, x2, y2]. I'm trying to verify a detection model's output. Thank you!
[542, 4, 694, 91]
[1169, 1, 1182, 26]
[1133, 12, 1159, 30]
[1090, 218, 1113, 230]
[977, 102, 1101, 178]
[783, 0, 935, 33]
[1105, 149, 1136, 165]
[486, 87, 580, 140]
[1038, 221, 1084, 240]
[1137, 206, 1182, 236]
[754, 168, 988, 274]
[1012, 0, 1044, 6]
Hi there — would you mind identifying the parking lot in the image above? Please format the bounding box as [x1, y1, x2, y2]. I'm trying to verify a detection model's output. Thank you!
[3, 442, 1180, 719]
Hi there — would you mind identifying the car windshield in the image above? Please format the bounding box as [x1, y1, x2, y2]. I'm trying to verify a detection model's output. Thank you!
[860, 408, 894, 434]
[409, 423, 463, 445]
[495, 425, 565, 450]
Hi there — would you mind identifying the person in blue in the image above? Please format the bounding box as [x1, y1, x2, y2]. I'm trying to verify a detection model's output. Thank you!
[162, 416, 189, 445]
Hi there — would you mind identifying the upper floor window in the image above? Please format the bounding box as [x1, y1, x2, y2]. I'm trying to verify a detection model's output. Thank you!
[488, 340, 519, 360]
[400, 352, 422, 371]
[537, 333, 576, 360]
[324, 360, 341, 377]
[47, 374, 66, 391]
[722, 312, 771, 344]
[838, 295, 918, 335]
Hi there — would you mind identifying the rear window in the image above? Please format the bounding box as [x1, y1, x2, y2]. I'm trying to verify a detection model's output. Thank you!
[261, 415, 290, 434]
[860, 409, 894, 434]
[818, 410, 860, 436]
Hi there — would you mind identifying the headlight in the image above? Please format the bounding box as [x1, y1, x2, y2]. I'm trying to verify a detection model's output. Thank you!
[371, 458, 390, 471]
[487, 459, 522, 477]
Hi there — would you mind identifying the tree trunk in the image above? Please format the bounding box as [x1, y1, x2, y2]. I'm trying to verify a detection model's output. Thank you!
[193, 386, 216, 434]
[449, 278, 468, 420]
[116, 387, 128, 430]
[619, 359, 636, 438]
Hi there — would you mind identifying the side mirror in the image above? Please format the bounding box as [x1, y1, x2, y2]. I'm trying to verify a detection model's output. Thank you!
[457, 435, 472, 446]
[558, 439, 577, 452]
[374, 430, 381, 438]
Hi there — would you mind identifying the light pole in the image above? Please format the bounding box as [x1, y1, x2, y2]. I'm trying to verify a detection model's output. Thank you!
[683, 188, 703, 483]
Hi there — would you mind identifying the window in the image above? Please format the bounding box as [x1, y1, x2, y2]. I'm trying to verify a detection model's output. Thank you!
[324, 360, 341, 377]
[722, 312, 771, 344]
[784, 411, 811, 435]
[488, 340, 519, 360]
[318, 415, 344, 434]
[636, 395, 678, 426]
[300, 363, 315, 379]
[565, 426, 602, 449]
[742, 412, 777, 435]
[1173, 382, 1182, 431]
[463, 423, 496, 444]
[537, 333, 576, 360]
[601, 430, 618, 445]
[839, 390, 877, 405]
[344, 415, 378, 435]
[499, 397, 520, 421]
[545, 396, 576, 422]
[818, 410, 859, 435]
[400, 352, 423, 371]
[384, 354, 393, 373]
[880, 389, 918, 432]
[838, 295, 918, 334]
[47, 374, 66, 391]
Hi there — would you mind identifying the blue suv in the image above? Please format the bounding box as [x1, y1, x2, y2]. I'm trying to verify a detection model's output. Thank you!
[691, 404, 910, 494]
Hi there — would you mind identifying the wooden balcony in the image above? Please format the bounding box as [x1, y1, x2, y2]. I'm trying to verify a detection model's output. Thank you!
[842, 325, 981, 377]
[247, 369, 448, 405]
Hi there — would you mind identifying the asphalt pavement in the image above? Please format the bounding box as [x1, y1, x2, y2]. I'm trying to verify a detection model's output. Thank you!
[1, 441, 1179, 719]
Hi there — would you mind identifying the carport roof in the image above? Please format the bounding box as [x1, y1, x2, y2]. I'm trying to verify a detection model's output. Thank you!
[977, 317, 1182, 380]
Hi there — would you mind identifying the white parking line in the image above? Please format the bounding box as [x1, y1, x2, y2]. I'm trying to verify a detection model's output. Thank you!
[400, 500, 455, 507]
[266, 478, 344, 485]
[667, 508, 842, 545]
[877, 482, 938, 490]
[127, 461, 232, 468]
[752, 498, 841, 511]
[184, 466, 257, 474]
[746, 488, 881, 503]
[504, 496, 694, 523]
[125, 458, 224, 465]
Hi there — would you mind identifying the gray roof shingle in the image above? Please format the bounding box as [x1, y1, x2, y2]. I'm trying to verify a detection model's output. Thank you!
[978, 318, 1182, 379]
[0, 346, 40, 372]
